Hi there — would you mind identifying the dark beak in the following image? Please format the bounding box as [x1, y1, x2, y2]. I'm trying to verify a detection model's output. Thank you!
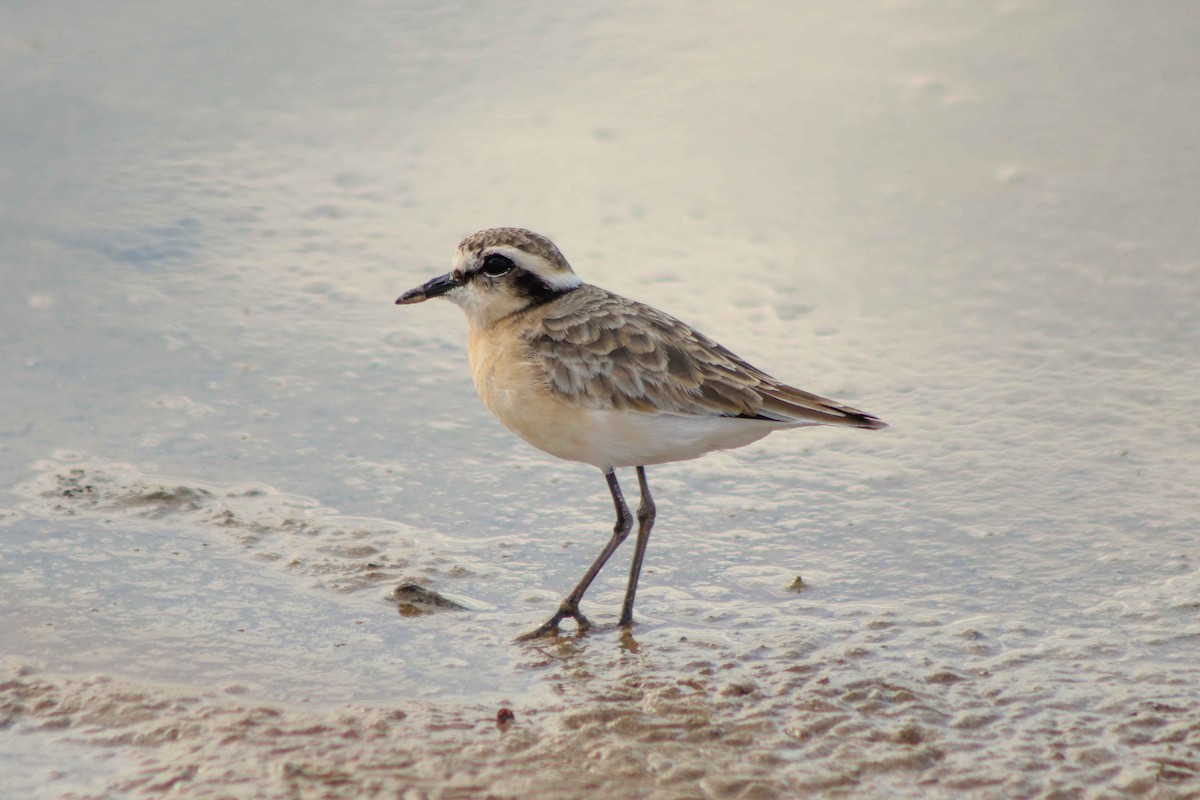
[395, 273, 460, 305]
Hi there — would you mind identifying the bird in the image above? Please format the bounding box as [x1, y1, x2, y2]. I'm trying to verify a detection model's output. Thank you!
[395, 228, 886, 640]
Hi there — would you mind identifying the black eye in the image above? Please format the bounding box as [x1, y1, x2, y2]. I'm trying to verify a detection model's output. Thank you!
[481, 253, 514, 278]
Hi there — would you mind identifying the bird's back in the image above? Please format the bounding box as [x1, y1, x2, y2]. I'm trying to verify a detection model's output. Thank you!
[520, 284, 886, 430]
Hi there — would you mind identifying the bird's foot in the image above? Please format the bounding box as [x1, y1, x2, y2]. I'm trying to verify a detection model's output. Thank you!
[514, 620, 560, 641]
[515, 602, 591, 641]
[617, 609, 636, 629]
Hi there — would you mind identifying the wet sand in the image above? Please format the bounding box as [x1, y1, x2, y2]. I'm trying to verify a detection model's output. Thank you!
[5, 624, 1197, 799]
[4, 461, 1198, 798]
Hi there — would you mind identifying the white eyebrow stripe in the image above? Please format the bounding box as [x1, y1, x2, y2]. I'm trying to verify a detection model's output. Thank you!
[487, 245, 582, 290]
[539, 271, 583, 290]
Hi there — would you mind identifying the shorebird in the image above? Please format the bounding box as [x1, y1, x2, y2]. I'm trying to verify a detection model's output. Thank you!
[396, 228, 885, 639]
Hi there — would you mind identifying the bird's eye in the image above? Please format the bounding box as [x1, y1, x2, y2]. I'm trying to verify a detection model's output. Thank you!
[481, 253, 514, 278]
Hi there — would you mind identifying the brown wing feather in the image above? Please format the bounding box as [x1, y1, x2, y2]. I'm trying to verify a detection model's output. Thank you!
[523, 285, 886, 429]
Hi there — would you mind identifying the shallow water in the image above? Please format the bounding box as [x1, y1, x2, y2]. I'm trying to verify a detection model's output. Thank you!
[2, 2, 1199, 798]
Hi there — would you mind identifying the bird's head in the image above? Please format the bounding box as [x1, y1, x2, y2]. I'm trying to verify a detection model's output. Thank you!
[396, 228, 582, 327]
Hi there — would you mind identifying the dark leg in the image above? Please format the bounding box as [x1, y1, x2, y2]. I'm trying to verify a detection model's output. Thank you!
[516, 469, 633, 641]
[618, 466, 656, 628]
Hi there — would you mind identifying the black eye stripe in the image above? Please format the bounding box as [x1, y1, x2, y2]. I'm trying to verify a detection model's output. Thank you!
[508, 269, 575, 306]
[481, 253, 515, 277]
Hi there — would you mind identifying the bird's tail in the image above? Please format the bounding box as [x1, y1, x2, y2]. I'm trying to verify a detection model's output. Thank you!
[756, 382, 887, 429]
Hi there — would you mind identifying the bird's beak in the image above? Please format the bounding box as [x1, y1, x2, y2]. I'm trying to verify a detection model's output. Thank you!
[395, 273, 460, 305]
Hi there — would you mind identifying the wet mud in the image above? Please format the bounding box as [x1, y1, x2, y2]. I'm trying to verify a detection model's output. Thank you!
[4, 460, 1198, 798]
[4, 635, 1197, 799]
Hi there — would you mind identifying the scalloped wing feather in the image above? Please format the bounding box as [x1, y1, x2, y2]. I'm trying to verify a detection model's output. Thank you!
[524, 286, 885, 429]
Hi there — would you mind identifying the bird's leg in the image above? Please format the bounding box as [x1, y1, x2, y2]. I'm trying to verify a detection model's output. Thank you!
[516, 469, 633, 641]
[618, 466, 656, 628]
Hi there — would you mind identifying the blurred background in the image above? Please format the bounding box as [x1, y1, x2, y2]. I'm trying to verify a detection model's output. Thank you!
[2, 2, 1198, 797]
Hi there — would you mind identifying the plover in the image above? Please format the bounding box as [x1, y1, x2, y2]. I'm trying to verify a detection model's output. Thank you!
[396, 228, 885, 639]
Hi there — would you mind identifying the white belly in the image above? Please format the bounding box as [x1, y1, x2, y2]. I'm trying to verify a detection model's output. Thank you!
[565, 409, 797, 468]
[489, 392, 798, 469]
